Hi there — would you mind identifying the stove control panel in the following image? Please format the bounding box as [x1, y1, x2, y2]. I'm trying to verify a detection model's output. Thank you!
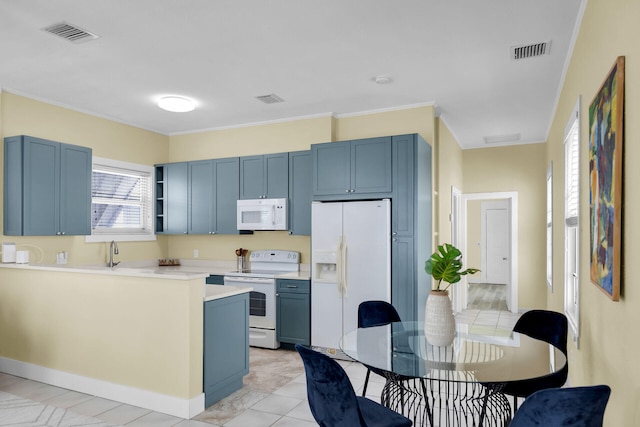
[250, 250, 299, 264]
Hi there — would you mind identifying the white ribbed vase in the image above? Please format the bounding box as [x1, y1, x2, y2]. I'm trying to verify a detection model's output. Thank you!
[424, 290, 456, 347]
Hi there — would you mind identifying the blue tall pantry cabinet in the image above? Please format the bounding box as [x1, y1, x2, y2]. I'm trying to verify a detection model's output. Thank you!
[288, 150, 312, 236]
[390, 134, 432, 323]
[4, 135, 92, 236]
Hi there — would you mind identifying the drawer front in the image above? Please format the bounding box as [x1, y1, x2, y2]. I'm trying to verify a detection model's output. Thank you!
[276, 279, 310, 294]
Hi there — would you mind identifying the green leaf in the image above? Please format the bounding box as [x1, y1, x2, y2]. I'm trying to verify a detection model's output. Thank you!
[424, 243, 479, 291]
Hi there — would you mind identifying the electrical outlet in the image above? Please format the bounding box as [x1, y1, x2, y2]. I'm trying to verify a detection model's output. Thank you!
[194, 249, 199, 258]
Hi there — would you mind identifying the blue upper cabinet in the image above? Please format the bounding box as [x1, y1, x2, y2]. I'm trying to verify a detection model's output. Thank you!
[163, 162, 189, 234]
[312, 136, 392, 200]
[239, 153, 288, 200]
[188, 160, 214, 234]
[3, 135, 91, 236]
[212, 157, 241, 234]
[59, 143, 92, 235]
[158, 158, 240, 235]
[311, 141, 350, 197]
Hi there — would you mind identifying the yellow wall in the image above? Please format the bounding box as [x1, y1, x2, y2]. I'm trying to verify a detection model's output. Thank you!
[435, 118, 463, 246]
[0, 92, 436, 267]
[466, 200, 482, 273]
[463, 143, 547, 308]
[168, 115, 334, 162]
[0, 92, 169, 265]
[0, 94, 435, 266]
[165, 106, 436, 264]
[545, 0, 640, 424]
[335, 105, 435, 143]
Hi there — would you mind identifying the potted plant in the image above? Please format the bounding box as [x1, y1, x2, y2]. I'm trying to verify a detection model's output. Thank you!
[423, 243, 479, 346]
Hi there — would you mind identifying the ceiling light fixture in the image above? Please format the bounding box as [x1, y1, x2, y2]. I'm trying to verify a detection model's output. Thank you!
[157, 96, 196, 112]
[374, 75, 392, 84]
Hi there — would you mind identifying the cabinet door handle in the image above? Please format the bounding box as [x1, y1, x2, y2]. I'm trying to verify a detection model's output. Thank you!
[287, 285, 298, 288]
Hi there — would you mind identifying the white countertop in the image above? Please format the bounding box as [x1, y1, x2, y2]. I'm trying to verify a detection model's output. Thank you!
[204, 284, 253, 301]
[0, 262, 211, 280]
[0, 259, 311, 280]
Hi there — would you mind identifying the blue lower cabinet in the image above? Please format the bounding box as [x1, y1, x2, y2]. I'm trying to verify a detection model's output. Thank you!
[276, 279, 311, 345]
[203, 293, 249, 407]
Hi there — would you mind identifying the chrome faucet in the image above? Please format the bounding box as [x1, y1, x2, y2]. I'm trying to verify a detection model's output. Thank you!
[108, 240, 120, 268]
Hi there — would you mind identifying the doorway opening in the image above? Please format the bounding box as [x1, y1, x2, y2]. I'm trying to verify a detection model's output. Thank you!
[452, 191, 518, 314]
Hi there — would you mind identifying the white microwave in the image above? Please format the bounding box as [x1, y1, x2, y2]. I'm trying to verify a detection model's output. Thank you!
[237, 198, 288, 230]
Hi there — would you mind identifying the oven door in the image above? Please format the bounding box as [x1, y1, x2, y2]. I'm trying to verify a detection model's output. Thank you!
[224, 276, 277, 330]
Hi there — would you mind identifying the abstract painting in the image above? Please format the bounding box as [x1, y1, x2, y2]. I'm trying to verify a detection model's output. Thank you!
[589, 56, 624, 301]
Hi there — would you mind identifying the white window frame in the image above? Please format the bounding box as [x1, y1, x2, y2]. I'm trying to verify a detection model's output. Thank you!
[564, 97, 581, 345]
[546, 161, 553, 289]
[85, 157, 156, 243]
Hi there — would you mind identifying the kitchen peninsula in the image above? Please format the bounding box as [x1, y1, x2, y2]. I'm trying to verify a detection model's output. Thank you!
[0, 262, 252, 419]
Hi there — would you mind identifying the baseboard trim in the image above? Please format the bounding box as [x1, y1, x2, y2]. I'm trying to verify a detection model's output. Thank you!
[0, 356, 204, 419]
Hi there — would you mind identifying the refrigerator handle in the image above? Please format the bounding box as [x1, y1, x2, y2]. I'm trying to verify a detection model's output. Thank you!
[342, 237, 348, 297]
[336, 236, 344, 296]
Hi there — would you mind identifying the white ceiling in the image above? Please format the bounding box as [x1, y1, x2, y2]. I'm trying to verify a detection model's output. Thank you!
[0, 0, 584, 149]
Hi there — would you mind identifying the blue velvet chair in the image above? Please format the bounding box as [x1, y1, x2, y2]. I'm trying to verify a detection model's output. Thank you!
[502, 310, 569, 411]
[295, 344, 412, 427]
[357, 300, 402, 396]
[510, 385, 611, 426]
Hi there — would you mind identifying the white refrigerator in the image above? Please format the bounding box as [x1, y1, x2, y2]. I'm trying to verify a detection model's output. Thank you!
[311, 199, 391, 356]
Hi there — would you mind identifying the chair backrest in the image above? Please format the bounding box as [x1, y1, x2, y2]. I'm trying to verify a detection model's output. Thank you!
[514, 309, 568, 354]
[510, 385, 611, 427]
[295, 344, 366, 427]
[358, 300, 401, 328]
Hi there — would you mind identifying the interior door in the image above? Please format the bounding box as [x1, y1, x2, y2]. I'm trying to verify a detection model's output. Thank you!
[481, 200, 511, 309]
[485, 206, 510, 284]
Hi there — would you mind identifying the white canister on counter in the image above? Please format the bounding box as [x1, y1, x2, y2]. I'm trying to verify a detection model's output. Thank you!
[2, 242, 16, 263]
[16, 250, 29, 264]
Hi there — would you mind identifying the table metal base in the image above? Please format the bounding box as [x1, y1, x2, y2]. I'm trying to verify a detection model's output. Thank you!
[380, 375, 512, 427]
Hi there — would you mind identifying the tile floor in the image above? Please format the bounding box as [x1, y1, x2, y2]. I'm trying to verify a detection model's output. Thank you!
[0, 308, 520, 427]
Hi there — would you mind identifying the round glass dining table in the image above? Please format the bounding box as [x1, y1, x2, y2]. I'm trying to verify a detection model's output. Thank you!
[340, 321, 567, 427]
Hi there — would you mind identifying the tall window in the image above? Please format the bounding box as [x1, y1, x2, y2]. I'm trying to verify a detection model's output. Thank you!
[86, 157, 155, 242]
[546, 161, 553, 289]
[564, 97, 581, 344]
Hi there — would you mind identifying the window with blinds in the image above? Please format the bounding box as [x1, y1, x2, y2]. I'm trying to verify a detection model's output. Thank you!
[565, 120, 580, 224]
[564, 97, 581, 345]
[90, 158, 154, 240]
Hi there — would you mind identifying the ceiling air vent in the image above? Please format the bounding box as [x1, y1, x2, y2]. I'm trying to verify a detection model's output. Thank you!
[42, 22, 99, 44]
[256, 94, 285, 104]
[484, 133, 521, 144]
[511, 41, 551, 60]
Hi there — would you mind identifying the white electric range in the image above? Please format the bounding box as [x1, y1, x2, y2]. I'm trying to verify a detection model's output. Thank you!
[224, 250, 300, 349]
